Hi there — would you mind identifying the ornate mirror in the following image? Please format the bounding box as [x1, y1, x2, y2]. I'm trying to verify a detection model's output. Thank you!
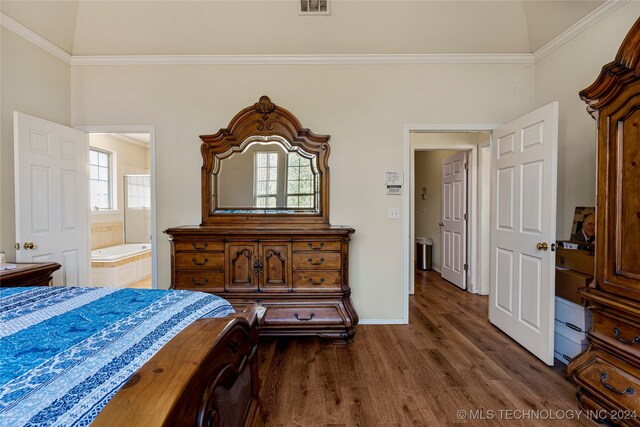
[200, 96, 330, 227]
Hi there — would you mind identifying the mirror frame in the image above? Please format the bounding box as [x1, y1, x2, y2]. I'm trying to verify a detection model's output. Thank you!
[200, 96, 330, 227]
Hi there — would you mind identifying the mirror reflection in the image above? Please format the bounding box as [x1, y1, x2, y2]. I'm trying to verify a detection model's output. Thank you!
[213, 140, 319, 213]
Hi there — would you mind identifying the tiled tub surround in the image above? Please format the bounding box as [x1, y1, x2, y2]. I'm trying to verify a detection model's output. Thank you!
[91, 243, 151, 287]
[91, 222, 124, 250]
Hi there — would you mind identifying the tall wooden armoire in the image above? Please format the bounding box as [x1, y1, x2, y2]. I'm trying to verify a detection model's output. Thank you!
[567, 17, 640, 424]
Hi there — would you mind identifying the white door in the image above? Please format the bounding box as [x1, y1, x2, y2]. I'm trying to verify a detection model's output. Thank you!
[489, 102, 558, 365]
[14, 112, 89, 286]
[441, 151, 467, 289]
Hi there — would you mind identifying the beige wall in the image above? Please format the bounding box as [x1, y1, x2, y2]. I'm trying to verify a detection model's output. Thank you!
[0, 27, 71, 262]
[534, 2, 640, 239]
[71, 63, 534, 320]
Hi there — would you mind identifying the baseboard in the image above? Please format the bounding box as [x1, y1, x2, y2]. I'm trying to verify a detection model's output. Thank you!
[358, 319, 407, 325]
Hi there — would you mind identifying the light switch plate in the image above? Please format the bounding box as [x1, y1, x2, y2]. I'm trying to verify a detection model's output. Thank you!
[388, 207, 400, 219]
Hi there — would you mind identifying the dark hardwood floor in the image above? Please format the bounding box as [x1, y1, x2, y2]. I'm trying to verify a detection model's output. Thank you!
[258, 270, 593, 426]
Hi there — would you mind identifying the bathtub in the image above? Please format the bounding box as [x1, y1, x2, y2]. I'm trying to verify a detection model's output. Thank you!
[91, 243, 152, 288]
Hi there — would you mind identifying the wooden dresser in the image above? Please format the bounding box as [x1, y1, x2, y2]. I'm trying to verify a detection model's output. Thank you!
[165, 226, 357, 341]
[567, 18, 640, 424]
[165, 96, 358, 342]
[0, 263, 60, 287]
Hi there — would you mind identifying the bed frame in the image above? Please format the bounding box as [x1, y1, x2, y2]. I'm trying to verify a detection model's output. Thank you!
[92, 306, 265, 427]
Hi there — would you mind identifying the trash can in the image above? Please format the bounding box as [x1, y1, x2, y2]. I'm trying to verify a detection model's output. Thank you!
[416, 237, 433, 270]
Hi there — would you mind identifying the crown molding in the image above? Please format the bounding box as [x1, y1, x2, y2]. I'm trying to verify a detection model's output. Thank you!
[70, 53, 534, 66]
[2, 1, 630, 68]
[0, 12, 71, 65]
[533, 0, 630, 62]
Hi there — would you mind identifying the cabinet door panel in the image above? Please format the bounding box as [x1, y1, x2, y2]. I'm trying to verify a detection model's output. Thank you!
[260, 243, 291, 291]
[226, 243, 257, 291]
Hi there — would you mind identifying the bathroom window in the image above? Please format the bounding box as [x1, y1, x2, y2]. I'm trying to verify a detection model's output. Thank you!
[126, 175, 151, 209]
[89, 148, 112, 210]
[254, 152, 278, 208]
[286, 153, 314, 208]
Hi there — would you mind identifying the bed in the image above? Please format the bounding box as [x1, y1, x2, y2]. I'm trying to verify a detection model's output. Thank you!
[0, 286, 264, 427]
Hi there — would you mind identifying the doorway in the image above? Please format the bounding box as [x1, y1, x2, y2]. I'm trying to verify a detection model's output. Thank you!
[415, 148, 470, 289]
[79, 125, 157, 290]
[403, 125, 495, 323]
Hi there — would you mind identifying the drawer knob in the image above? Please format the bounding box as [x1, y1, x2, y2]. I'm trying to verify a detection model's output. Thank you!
[192, 243, 209, 251]
[192, 277, 209, 286]
[307, 258, 325, 266]
[192, 257, 209, 266]
[308, 277, 325, 286]
[613, 327, 640, 346]
[600, 372, 635, 395]
[308, 243, 325, 250]
[294, 313, 315, 321]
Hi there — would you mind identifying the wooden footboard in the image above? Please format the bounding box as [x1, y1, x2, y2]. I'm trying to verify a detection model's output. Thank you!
[92, 308, 264, 427]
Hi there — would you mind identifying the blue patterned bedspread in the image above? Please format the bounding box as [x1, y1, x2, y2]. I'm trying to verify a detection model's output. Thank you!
[0, 286, 234, 427]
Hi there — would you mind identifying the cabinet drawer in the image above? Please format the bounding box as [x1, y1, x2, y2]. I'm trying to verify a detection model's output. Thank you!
[592, 310, 640, 356]
[292, 253, 341, 270]
[174, 271, 225, 291]
[174, 241, 224, 252]
[175, 253, 224, 270]
[573, 356, 640, 409]
[263, 305, 344, 326]
[292, 241, 341, 252]
[292, 271, 341, 290]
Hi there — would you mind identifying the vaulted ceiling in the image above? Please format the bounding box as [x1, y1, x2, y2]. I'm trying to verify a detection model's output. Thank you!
[1, 1, 604, 55]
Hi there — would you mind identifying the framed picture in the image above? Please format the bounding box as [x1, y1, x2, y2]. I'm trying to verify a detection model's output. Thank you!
[570, 207, 595, 244]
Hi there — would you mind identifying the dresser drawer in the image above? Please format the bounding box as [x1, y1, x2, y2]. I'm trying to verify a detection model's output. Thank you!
[292, 271, 341, 291]
[592, 310, 640, 356]
[573, 355, 640, 410]
[292, 253, 341, 270]
[175, 253, 224, 270]
[174, 241, 224, 252]
[263, 305, 344, 326]
[174, 271, 225, 291]
[292, 241, 341, 252]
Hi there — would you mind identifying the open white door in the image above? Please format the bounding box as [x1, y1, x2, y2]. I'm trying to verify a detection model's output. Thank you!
[489, 102, 558, 365]
[441, 151, 467, 289]
[14, 112, 89, 286]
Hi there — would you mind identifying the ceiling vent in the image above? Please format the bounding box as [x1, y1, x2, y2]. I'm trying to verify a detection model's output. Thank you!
[299, 0, 329, 15]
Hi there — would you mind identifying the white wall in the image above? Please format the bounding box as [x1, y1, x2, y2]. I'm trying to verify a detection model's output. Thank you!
[534, 2, 640, 239]
[71, 63, 534, 321]
[0, 27, 71, 262]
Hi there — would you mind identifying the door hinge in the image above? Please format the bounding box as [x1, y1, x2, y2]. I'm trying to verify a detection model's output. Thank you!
[464, 162, 468, 170]
[464, 213, 468, 220]
[464, 263, 468, 271]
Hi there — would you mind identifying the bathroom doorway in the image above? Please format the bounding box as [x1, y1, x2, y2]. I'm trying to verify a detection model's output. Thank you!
[82, 127, 157, 290]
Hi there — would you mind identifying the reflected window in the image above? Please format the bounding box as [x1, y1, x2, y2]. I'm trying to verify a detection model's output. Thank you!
[254, 152, 278, 208]
[89, 148, 112, 210]
[286, 152, 314, 208]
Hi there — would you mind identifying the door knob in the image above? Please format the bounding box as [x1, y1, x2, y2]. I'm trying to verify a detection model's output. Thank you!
[439, 222, 444, 227]
[23, 242, 35, 250]
[536, 242, 549, 251]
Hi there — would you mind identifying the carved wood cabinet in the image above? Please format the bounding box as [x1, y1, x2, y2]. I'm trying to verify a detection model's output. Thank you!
[567, 18, 640, 424]
[165, 96, 358, 342]
[165, 227, 357, 341]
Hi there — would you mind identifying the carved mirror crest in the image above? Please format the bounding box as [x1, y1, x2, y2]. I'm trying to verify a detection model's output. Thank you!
[200, 96, 330, 227]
